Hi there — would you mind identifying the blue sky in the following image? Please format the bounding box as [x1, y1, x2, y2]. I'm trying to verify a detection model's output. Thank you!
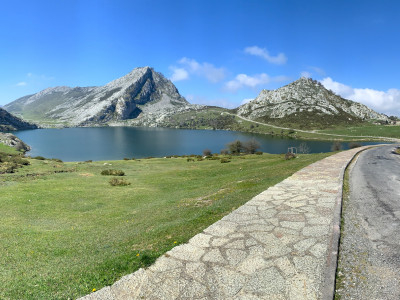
[1, 0, 400, 116]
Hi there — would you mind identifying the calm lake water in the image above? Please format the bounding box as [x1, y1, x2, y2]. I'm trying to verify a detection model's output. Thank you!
[14, 127, 384, 162]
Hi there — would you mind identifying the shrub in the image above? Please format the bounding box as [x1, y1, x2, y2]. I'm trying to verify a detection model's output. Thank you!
[123, 157, 130, 160]
[101, 169, 125, 176]
[285, 152, 296, 160]
[202, 149, 212, 156]
[331, 141, 342, 151]
[51, 158, 63, 163]
[0, 162, 19, 174]
[255, 151, 263, 155]
[109, 178, 131, 186]
[85, 160, 93, 163]
[13, 157, 30, 166]
[187, 158, 195, 162]
[33, 156, 46, 160]
[220, 158, 231, 163]
[220, 149, 229, 155]
[227, 140, 243, 155]
[197, 157, 204, 161]
[348, 142, 362, 149]
[243, 139, 261, 154]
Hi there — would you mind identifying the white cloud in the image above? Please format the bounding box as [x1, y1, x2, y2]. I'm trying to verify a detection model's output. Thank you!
[224, 73, 289, 92]
[320, 77, 400, 117]
[244, 46, 287, 65]
[15, 82, 27, 87]
[169, 67, 189, 82]
[169, 58, 226, 83]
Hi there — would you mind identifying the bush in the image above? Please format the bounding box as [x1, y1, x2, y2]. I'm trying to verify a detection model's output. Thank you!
[85, 160, 93, 163]
[123, 157, 130, 161]
[197, 157, 204, 161]
[51, 158, 63, 163]
[109, 178, 131, 186]
[348, 142, 362, 149]
[202, 149, 212, 156]
[243, 139, 261, 154]
[331, 141, 342, 151]
[187, 158, 195, 162]
[220, 149, 229, 155]
[255, 151, 263, 155]
[101, 169, 125, 176]
[13, 157, 30, 166]
[227, 140, 243, 155]
[33, 156, 46, 160]
[285, 152, 296, 160]
[220, 158, 231, 163]
[0, 162, 19, 174]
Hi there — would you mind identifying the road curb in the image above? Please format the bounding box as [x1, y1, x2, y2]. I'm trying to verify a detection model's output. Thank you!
[321, 145, 377, 300]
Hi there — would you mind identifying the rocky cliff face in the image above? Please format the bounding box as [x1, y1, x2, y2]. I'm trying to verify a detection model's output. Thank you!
[237, 77, 388, 122]
[0, 108, 38, 131]
[5, 67, 190, 126]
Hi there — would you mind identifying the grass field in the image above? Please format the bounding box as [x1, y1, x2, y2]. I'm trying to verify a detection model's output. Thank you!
[318, 125, 400, 139]
[161, 108, 400, 142]
[0, 151, 332, 299]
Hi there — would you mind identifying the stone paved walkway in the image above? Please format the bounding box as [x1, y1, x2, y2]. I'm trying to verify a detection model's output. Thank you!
[79, 147, 371, 300]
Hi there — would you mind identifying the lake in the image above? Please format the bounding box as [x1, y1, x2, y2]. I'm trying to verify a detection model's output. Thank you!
[13, 127, 384, 162]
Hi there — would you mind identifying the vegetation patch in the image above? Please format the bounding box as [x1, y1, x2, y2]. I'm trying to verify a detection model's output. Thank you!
[0, 152, 333, 299]
[109, 178, 131, 186]
[101, 169, 125, 176]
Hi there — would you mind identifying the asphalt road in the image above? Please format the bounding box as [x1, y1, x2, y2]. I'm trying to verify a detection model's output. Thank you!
[336, 145, 400, 299]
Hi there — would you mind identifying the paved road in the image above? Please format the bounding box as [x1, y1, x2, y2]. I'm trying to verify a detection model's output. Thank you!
[336, 145, 400, 299]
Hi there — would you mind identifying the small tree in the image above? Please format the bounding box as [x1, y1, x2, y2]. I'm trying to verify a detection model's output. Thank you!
[202, 149, 212, 156]
[227, 140, 243, 155]
[243, 139, 261, 154]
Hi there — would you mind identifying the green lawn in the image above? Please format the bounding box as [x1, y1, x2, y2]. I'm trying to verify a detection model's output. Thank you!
[0, 152, 332, 299]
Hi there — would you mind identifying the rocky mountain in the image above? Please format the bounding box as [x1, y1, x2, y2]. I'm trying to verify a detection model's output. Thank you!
[0, 107, 38, 131]
[5, 67, 191, 126]
[237, 77, 388, 128]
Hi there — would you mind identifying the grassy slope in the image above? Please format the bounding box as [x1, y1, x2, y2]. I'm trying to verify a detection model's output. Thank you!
[0, 143, 20, 155]
[318, 125, 400, 139]
[0, 152, 332, 299]
[163, 108, 400, 141]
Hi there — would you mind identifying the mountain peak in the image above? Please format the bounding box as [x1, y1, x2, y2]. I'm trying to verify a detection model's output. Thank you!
[237, 77, 388, 128]
[5, 67, 190, 126]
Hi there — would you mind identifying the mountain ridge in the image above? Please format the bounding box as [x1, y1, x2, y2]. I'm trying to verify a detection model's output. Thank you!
[4, 70, 388, 130]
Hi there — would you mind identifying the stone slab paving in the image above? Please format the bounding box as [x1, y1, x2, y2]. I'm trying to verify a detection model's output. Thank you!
[79, 146, 371, 300]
